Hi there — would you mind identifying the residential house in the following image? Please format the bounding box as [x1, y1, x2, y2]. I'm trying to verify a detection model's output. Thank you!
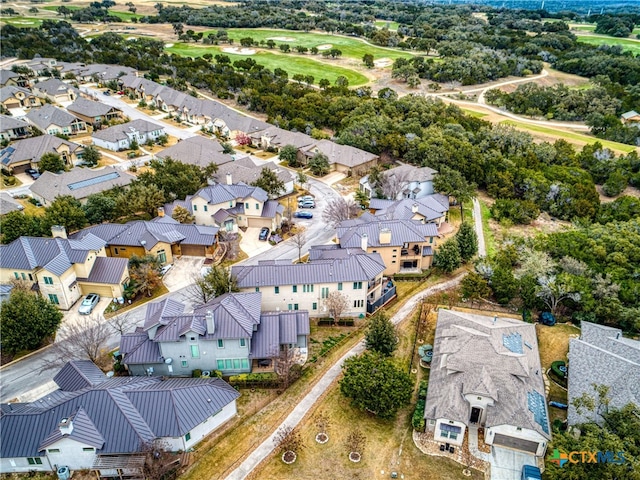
[0, 115, 30, 142]
[336, 218, 438, 275]
[67, 98, 123, 129]
[26, 104, 88, 136]
[30, 166, 136, 206]
[368, 194, 450, 226]
[0, 192, 24, 215]
[92, 119, 165, 151]
[299, 139, 378, 175]
[70, 63, 137, 83]
[0, 226, 129, 308]
[248, 125, 315, 152]
[567, 321, 640, 426]
[232, 249, 387, 318]
[212, 157, 295, 197]
[120, 292, 310, 376]
[155, 136, 235, 169]
[0, 86, 41, 114]
[164, 182, 283, 233]
[72, 216, 219, 262]
[0, 135, 84, 174]
[621, 110, 640, 126]
[0, 70, 29, 88]
[32, 79, 78, 105]
[24, 57, 62, 77]
[0, 360, 240, 474]
[360, 164, 437, 200]
[424, 309, 551, 459]
[118, 74, 165, 105]
[205, 108, 270, 141]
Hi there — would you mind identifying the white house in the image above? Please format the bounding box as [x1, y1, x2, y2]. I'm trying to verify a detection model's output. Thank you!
[92, 119, 165, 151]
[360, 164, 437, 200]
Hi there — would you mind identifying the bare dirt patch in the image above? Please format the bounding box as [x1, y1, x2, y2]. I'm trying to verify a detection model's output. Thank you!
[597, 185, 640, 203]
[268, 36, 296, 42]
[316, 44, 333, 50]
[374, 57, 393, 67]
[222, 47, 257, 55]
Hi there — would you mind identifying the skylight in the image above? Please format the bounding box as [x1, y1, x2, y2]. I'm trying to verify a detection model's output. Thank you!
[503, 332, 523, 354]
[528, 390, 549, 434]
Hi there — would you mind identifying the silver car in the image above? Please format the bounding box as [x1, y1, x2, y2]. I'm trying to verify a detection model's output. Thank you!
[78, 294, 100, 315]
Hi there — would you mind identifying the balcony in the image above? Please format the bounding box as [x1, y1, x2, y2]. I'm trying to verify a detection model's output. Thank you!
[367, 283, 396, 314]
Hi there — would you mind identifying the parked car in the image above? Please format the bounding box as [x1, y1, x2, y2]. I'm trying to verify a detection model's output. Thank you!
[293, 211, 313, 219]
[299, 200, 315, 209]
[259, 227, 270, 241]
[103, 90, 111, 96]
[297, 195, 314, 202]
[159, 264, 173, 276]
[25, 169, 40, 180]
[78, 293, 100, 315]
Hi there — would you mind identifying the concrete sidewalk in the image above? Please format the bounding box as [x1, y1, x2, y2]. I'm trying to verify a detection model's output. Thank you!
[225, 273, 465, 480]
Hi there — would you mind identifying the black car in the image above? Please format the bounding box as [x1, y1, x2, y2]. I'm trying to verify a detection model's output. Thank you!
[293, 211, 313, 219]
[259, 227, 270, 241]
[25, 169, 40, 180]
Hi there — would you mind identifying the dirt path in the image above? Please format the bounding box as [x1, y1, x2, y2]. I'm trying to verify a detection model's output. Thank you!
[473, 198, 486, 258]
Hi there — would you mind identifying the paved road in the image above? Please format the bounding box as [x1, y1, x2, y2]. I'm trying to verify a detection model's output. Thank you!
[225, 273, 466, 480]
[472, 197, 487, 258]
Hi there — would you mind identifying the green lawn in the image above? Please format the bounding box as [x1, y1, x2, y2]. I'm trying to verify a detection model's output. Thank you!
[42, 5, 142, 21]
[462, 109, 488, 118]
[42, 5, 81, 11]
[501, 120, 637, 154]
[374, 20, 400, 30]
[576, 35, 640, 55]
[478, 200, 496, 257]
[200, 28, 415, 62]
[0, 16, 43, 27]
[166, 43, 370, 86]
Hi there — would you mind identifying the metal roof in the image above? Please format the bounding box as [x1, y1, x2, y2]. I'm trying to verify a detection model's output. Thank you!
[39, 407, 105, 450]
[337, 219, 438, 248]
[54, 360, 106, 391]
[76, 256, 128, 285]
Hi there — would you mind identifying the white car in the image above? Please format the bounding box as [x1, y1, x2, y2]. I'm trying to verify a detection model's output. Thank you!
[78, 294, 100, 315]
[160, 264, 173, 276]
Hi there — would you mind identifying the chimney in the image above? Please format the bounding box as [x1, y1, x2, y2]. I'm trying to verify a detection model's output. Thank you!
[379, 228, 391, 245]
[51, 225, 67, 239]
[360, 233, 368, 251]
[157, 207, 165, 217]
[205, 310, 215, 334]
[412, 203, 419, 214]
[58, 417, 73, 436]
[226, 172, 233, 185]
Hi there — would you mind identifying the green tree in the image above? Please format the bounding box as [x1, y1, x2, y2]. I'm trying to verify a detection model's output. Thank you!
[461, 272, 491, 305]
[38, 152, 66, 173]
[279, 144, 299, 167]
[116, 184, 165, 218]
[491, 265, 518, 305]
[433, 239, 462, 273]
[221, 142, 235, 154]
[251, 167, 285, 198]
[296, 171, 308, 188]
[186, 265, 238, 305]
[0, 289, 63, 354]
[433, 166, 476, 221]
[44, 195, 87, 233]
[137, 157, 208, 202]
[365, 311, 398, 356]
[455, 222, 478, 262]
[340, 352, 412, 419]
[83, 193, 116, 224]
[130, 138, 139, 151]
[171, 205, 194, 224]
[0, 211, 44, 244]
[362, 53, 374, 68]
[82, 145, 101, 167]
[308, 152, 330, 176]
[354, 189, 370, 209]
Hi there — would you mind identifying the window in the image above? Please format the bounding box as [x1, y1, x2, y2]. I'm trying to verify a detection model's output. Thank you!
[274, 286, 280, 294]
[303, 284, 313, 293]
[27, 458, 43, 465]
[83, 448, 94, 452]
[338, 282, 343, 291]
[14, 272, 19, 279]
[48, 294, 59, 305]
[28, 274, 33, 281]
[204, 205, 208, 212]
[114, 247, 119, 255]
[190, 345, 200, 358]
[294, 303, 298, 310]
[240, 338, 246, 347]
[224, 359, 232, 369]
[181, 360, 188, 368]
[292, 285, 297, 293]
[245, 202, 249, 209]
[48, 449, 60, 453]
[353, 281, 362, 290]
[430, 237, 434, 244]
[255, 287, 260, 292]
[190, 336, 196, 342]
[218, 339, 224, 348]
[233, 358, 241, 369]
[255, 203, 259, 210]
[241, 358, 249, 369]
[185, 432, 191, 442]
[312, 302, 317, 310]
[193, 205, 197, 211]
[353, 300, 364, 308]
[288, 304, 292, 311]
[21, 273, 26, 280]
[229, 201, 233, 207]
[44, 276, 53, 285]
[321, 287, 329, 299]
[157, 250, 167, 264]
[217, 359, 225, 369]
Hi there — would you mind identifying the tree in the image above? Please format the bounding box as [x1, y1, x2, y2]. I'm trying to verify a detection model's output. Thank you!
[56, 5, 71, 17]
[345, 429, 366, 461]
[171, 205, 194, 224]
[116, 183, 165, 217]
[433, 166, 476, 221]
[83, 193, 116, 224]
[354, 189, 369, 209]
[362, 53, 374, 68]
[274, 425, 304, 459]
[326, 291, 350, 324]
[44, 195, 87, 233]
[322, 197, 360, 228]
[82, 145, 101, 167]
[365, 311, 397, 356]
[251, 167, 285, 198]
[38, 152, 66, 173]
[433, 239, 462, 273]
[0, 211, 44, 244]
[0, 290, 63, 355]
[296, 171, 308, 188]
[314, 412, 330, 436]
[130, 260, 162, 297]
[340, 352, 412, 419]
[461, 272, 491, 306]
[308, 152, 330, 176]
[137, 157, 208, 202]
[279, 144, 299, 166]
[572, 383, 611, 425]
[455, 222, 478, 262]
[186, 265, 238, 305]
[536, 274, 581, 315]
[291, 230, 306, 263]
[108, 311, 137, 336]
[221, 142, 235, 154]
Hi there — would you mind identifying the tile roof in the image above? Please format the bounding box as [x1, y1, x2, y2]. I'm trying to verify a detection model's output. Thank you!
[77, 256, 128, 285]
[423, 309, 550, 439]
[302, 139, 378, 168]
[337, 219, 438, 248]
[0, 85, 33, 102]
[92, 119, 164, 143]
[0, 192, 24, 214]
[213, 157, 294, 188]
[156, 136, 234, 168]
[33, 78, 79, 97]
[0, 114, 29, 132]
[67, 97, 121, 118]
[53, 360, 106, 391]
[249, 126, 315, 149]
[0, 365, 239, 458]
[26, 104, 83, 130]
[232, 251, 386, 288]
[30, 166, 135, 203]
[0, 135, 82, 167]
[194, 182, 269, 205]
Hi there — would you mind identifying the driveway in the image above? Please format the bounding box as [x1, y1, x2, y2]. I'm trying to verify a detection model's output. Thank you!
[490, 447, 537, 480]
[161, 256, 206, 292]
[320, 171, 347, 185]
[239, 228, 273, 258]
[58, 295, 112, 339]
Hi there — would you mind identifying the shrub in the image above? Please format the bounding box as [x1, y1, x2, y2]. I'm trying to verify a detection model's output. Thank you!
[192, 369, 202, 378]
[412, 398, 426, 430]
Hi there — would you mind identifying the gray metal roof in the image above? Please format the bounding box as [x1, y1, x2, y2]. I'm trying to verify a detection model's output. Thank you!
[54, 360, 106, 391]
[0, 70, 19, 85]
[232, 251, 385, 288]
[261, 200, 283, 219]
[39, 407, 105, 450]
[143, 298, 186, 331]
[92, 119, 164, 143]
[76, 256, 128, 285]
[67, 97, 121, 118]
[26, 104, 83, 130]
[195, 182, 269, 205]
[0, 134, 82, 167]
[423, 309, 550, 439]
[156, 136, 233, 168]
[33, 78, 79, 97]
[370, 194, 449, 222]
[302, 139, 378, 168]
[0, 364, 239, 458]
[30, 166, 135, 203]
[337, 219, 438, 248]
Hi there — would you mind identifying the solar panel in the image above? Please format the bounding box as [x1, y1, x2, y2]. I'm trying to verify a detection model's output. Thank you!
[528, 391, 549, 434]
[503, 332, 523, 354]
[68, 172, 120, 191]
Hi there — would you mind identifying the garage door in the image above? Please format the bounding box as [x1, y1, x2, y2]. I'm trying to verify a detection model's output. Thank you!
[493, 434, 540, 454]
[247, 217, 271, 228]
[181, 244, 206, 256]
[79, 283, 113, 297]
[12, 163, 31, 174]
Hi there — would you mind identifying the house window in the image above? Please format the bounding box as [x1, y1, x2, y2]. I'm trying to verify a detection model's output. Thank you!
[185, 432, 191, 442]
[193, 205, 197, 211]
[255, 203, 259, 210]
[312, 302, 317, 310]
[245, 202, 249, 209]
[229, 201, 233, 207]
[430, 237, 434, 244]
[44, 276, 53, 285]
[218, 339, 224, 348]
[224, 359, 232, 369]
[241, 358, 249, 369]
[190, 345, 200, 358]
[204, 205, 208, 212]
[28, 274, 33, 281]
[14, 272, 19, 279]
[233, 358, 241, 369]
[181, 360, 188, 368]
[294, 303, 298, 310]
[48, 449, 60, 453]
[217, 360, 225, 369]
[303, 284, 314, 293]
[255, 287, 260, 292]
[114, 247, 119, 255]
[275, 286, 280, 294]
[21, 273, 26, 280]
[27, 458, 43, 465]
[353, 300, 364, 308]
[321, 287, 329, 299]
[353, 281, 363, 289]
[48, 294, 59, 305]
[157, 250, 167, 264]
[288, 304, 292, 311]
[338, 282, 343, 291]
[240, 338, 246, 347]
[292, 285, 297, 293]
[83, 447, 95, 452]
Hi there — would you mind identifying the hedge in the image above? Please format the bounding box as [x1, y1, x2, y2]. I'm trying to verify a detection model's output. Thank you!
[550, 360, 567, 387]
[317, 319, 355, 326]
[412, 398, 426, 431]
[229, 372, 280, 388]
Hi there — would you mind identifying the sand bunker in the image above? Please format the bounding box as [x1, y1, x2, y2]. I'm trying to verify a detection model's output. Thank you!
[165, 43, 174, 48]
[317, 44, 333, 50]
[374, 58, 393, 67]
[268, 36, 296, 42]
[222, 47, 257, 55]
